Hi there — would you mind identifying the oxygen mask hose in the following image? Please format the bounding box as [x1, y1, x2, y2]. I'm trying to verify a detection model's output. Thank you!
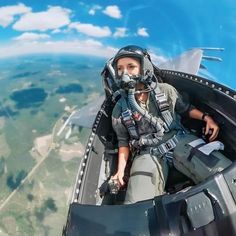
[127, 87, 165, 136]
[119, 73, 164, 137]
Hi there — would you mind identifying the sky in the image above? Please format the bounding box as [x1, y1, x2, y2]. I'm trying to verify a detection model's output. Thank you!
[0, 0, 236, 89]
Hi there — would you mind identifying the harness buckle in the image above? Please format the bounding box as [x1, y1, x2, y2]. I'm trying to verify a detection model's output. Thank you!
[150, 135, 178, 157]
[165, 142, 172, 149]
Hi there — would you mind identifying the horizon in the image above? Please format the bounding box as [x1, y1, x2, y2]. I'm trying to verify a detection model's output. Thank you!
[0, 0, 236, 90]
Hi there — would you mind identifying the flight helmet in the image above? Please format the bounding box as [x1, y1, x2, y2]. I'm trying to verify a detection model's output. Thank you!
[112, 45, 154, 85]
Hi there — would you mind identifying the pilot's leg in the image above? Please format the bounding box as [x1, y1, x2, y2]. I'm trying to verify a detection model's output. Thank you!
[173, 134, 232, 183]
[124, 153, 168, 204]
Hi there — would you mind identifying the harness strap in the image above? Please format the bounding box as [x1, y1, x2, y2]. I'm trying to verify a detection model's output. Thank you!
[187, 139, 224, 162]
[112, 90, 121, 103]
[155, 91, 169, 111]
[151, 86, 174, 131]
[120, 85, 175, 144]
[187, 143, 206, 161]
[150, 135, 179, 156]
[187, 140, 224, 166]
[121, 97, 139, 140]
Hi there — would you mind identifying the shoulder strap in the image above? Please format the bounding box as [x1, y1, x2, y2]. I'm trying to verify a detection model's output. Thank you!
[120, 97, 139, 140]
[150, 86, 174, 131]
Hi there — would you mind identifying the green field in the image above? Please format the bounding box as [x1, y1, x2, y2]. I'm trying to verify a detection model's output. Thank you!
[0, 54, 103, 235]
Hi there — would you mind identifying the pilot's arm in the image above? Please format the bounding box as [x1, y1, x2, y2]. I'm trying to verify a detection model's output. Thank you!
[165, 83, 220, 142]
[112, 102, 130, 186]
[112, 146, 129, 186]
[188, 108, 219, 142]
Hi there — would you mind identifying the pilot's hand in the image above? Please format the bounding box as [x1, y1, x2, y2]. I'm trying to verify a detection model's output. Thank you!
[111, 171, 125, 186]
[204, 116, 219, 142]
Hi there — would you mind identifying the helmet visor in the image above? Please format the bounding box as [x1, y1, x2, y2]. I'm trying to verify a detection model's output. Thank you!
[115, 45, 149, 59]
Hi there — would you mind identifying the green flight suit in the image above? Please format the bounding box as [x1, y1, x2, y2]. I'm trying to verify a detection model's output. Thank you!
[112, 83, 231, 204]
[112, 83, 190, 203]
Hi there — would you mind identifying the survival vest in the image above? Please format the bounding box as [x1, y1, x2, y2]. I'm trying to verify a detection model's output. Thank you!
[121, 86, 174, 142]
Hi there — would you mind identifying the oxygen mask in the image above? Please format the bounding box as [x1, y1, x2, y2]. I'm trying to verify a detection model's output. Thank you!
[118, 72, 141, 90]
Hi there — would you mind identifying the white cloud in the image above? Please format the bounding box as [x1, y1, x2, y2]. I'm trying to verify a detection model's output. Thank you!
[0, 39, 167, 70]
[82, 38, 103, 47]
[102, 5, 122, 19]
[0, 39, 118, 59]
[69, 22, 112, 37]
[137, 27, 149, 37]
[12, 6, 71, 31]
[51, 29, 62, 34]
[13, 32, 50, 41]
[89, 5, 102, 15]
[113, 27, 128, 38]
[0, 3, 31, 27]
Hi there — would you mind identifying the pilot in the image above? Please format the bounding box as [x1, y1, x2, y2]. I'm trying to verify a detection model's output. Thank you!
[110, 45, 230, 204]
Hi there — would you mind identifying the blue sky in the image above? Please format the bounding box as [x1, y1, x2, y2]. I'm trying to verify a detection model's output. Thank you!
[0, 0, 236, 89]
